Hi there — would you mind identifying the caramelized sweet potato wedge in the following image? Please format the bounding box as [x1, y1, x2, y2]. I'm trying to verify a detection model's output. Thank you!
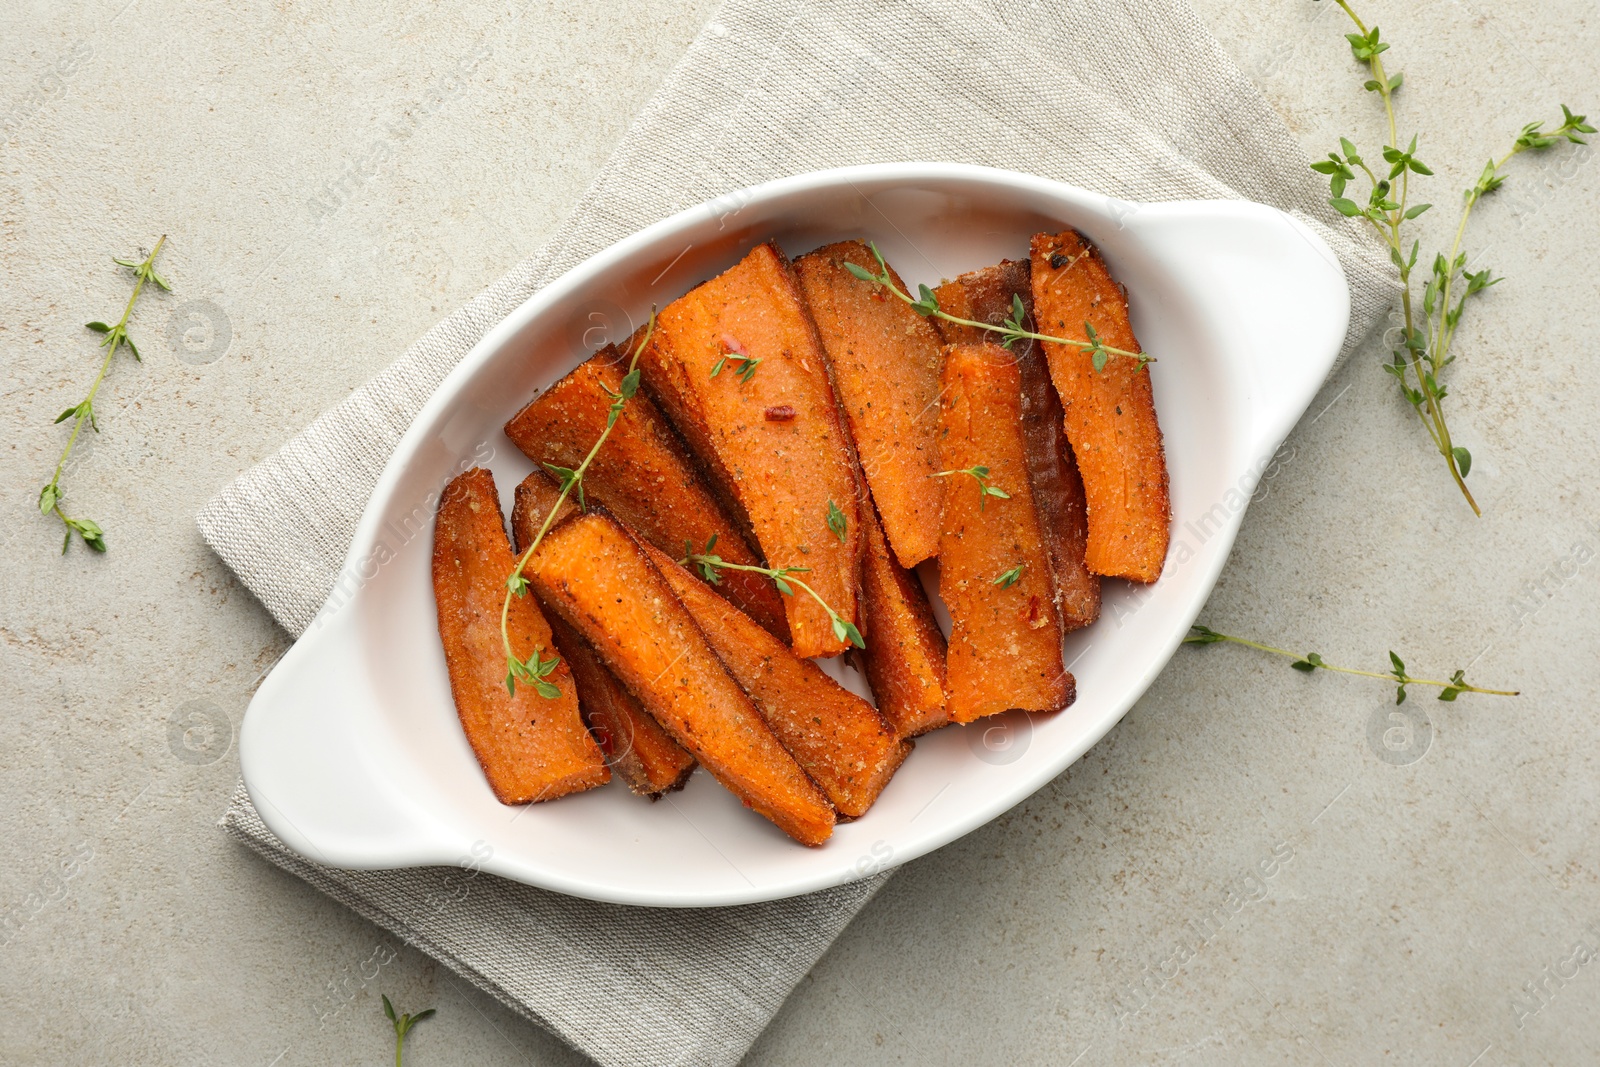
[510, 471, 578, 548]
[794, 241, 944, 568]
[1030, 231, 1169, 583]
[638, 241, 861, 658]
[523, 510, 835, 846]
[938, 345, 1076, 722]
[857, 497, 949, 738]
[641, 541, 909, 819]
[935, 260, 1100, 630]
[504, 347, 789, 640]
[545, 614, 696, 799]
[431, 468, 609, 804]
[509, 476, 695, 799]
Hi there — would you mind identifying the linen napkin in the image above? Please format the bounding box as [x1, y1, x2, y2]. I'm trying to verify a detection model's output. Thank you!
[202, 1, 1393, 1063]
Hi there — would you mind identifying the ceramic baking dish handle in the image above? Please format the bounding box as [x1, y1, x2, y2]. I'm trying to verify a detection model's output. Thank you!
[240, 601, 454, 869]
[1123, 201, 1352, 464]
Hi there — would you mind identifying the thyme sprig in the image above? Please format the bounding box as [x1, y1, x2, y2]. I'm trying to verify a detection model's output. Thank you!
[1313, 0, 1593, 514]
[501, 310, 656, 697]
[1185, 625, 1518, 704]
[843, 243, 1153, 371]
[681, 534, 865, 650]
[382, 995, 435, 1067]
[931, 464, 1010, 510]
[39, 235, 170, 553]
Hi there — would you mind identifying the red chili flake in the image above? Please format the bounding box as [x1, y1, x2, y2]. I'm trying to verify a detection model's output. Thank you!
[1022, 595, 1043, 627]
[764, 405, 797, 422]
[721, 333, 746, 355]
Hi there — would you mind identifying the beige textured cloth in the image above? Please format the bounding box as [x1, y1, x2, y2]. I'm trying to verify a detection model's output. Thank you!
[202, 1, 1392, 1064]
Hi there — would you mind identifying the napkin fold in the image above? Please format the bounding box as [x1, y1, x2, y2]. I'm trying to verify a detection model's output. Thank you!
[204, 1, 1391, 1063]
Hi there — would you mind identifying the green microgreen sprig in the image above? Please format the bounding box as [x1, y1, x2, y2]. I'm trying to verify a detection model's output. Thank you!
[500, 310, 657, 697]
[681, 535, 865, 650]
[1184, 624, 1518, 704]
[1313, 0, 1593, 515]
[931, 464, 1010, 510]
[826, 499, 847, 543]
[710, 351, 761, 384]
[994, 563, 1025, 589]
[38, 235, 170, 554]
[382, 995, 435, 1067]
[843, 243, 1153, 372]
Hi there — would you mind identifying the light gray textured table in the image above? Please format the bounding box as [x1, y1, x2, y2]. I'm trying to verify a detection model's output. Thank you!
[3, 2, 1597, 1063]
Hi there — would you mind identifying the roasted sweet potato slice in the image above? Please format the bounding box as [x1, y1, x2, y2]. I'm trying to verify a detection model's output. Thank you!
[508, 477, 696, 799]
[510, 471, 578, 548]
[523, 510, 835, 846]
[504, 347, 789, 639]
[938, 345, 1076, 722]
[1030, 231, 1169, 583]
[544, 614, 696, 799]
[638, 241, 861, 658]
[431, 468, 609, 804]
[857, 497, 949, 738]
[794, 241, 944, 569]
[641, 541, 909, 818]
[935, 260, 1100, 629]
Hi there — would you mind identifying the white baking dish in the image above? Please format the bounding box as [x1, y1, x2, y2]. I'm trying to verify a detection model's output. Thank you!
[240, 163, 1349, 907]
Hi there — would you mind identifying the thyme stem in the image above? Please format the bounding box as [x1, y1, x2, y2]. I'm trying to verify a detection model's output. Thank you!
[500, 311, 656, 696]
[1185, 625, 1518, 701]
[39, 235, 170, 553]
[679, 546, 865, 650]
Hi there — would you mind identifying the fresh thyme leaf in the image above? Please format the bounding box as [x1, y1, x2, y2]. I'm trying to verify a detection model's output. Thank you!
[1438, 669, 1468, 701]
[1290, 652, 1324, 672]
[711, 352, 760, 384]
[994, 563, 1024, 589]
[826, 499, 847, 543]
[542, 462, 586, 512]
[844, 261, 876, 283]
[832, 614, 866, 650]
[383, 995, 436, 1067]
